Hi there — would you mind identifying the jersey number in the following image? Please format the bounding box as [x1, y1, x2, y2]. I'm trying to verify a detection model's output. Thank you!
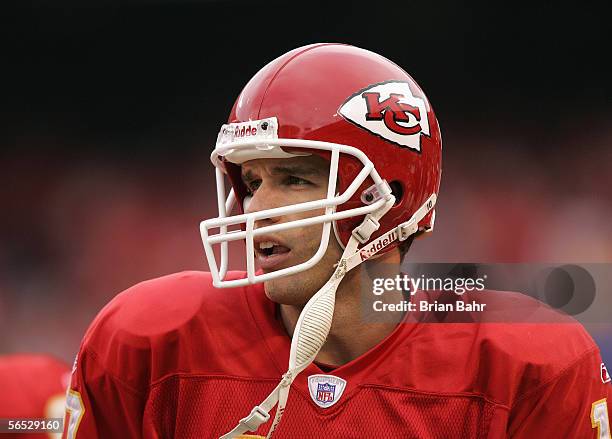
[592, 399, 611, 439]
[65, 390, 85, 439]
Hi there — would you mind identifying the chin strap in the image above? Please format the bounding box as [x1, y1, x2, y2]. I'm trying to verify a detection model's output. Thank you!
[345, 193, 436, 271]
[219, 193, 436, 439]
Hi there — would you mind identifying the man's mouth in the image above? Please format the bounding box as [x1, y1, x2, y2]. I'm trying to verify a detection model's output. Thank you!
[254, 239, 292, 270]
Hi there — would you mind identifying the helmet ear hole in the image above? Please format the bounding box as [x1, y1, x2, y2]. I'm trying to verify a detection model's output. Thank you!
[389, 181, 403, 206]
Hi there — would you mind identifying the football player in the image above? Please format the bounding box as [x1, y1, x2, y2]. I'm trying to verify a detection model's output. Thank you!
[64, 44, 611, 438]
[0, 353, 70, 439]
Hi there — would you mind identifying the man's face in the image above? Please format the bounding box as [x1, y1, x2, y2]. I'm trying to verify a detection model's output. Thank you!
[241, 155, 343, 306]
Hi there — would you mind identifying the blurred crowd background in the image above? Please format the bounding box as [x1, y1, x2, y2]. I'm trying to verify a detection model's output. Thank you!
[1, 2, 611, 366]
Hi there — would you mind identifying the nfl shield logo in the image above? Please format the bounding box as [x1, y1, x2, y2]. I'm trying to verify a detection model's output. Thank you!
[308, 374, 347, 408]
[316, 383, 336, 403]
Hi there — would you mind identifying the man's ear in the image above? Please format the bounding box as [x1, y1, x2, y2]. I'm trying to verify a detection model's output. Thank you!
[398, 234, 416, 262]
[364, 246, 402, 280]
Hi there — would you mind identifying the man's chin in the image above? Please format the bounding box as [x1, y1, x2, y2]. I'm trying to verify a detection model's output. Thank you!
[263, 271, 326, 306]
[260, 250, 339, 305]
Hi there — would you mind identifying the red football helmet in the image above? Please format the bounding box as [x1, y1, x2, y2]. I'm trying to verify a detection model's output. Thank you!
[201, 43, 442, 287]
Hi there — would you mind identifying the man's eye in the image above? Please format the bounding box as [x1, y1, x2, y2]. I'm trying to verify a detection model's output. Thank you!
[287, 176, 311, 186]
[246, 180, 261, 193]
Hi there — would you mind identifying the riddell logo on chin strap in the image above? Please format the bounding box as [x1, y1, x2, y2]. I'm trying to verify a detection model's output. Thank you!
[359, 230, 397, 261]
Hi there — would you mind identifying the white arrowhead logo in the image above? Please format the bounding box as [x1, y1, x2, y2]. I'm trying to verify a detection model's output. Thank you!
[339, 81, 429, 152]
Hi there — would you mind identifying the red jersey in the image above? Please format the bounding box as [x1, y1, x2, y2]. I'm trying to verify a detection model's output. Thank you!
[0, 354, 70, 439]
[64, 271, 611, 438]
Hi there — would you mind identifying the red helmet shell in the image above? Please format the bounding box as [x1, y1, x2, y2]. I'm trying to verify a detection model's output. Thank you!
[225, 43, 442, 253]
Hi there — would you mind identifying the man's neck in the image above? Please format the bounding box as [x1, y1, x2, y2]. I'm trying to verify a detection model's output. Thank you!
[279, 252, 405, 367]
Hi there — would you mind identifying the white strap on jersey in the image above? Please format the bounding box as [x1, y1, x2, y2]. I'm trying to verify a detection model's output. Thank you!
[220, 192, 436, 439]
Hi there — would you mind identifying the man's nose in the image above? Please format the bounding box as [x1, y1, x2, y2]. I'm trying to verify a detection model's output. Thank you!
[244, 184, 282, 226]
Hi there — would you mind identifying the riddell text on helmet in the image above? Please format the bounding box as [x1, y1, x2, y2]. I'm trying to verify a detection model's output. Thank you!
[233, 125, 257, 138]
